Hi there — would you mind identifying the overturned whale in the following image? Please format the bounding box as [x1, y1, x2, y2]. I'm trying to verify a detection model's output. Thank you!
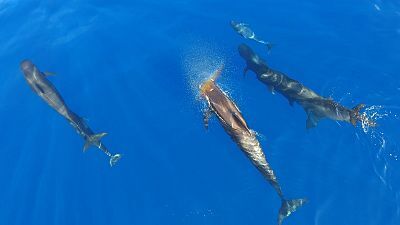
[20, 60, 121, 166]
[231, 21, 273, 52]
[238, 43, 376, 129]
[199, 66, 306, 225]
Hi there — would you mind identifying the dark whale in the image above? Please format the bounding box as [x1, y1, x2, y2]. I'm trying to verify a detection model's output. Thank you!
[200, 66, 306, 225]
[20, 60, 121, 166]
[231, 21, 273, 52]
[238, 44, 376, 129]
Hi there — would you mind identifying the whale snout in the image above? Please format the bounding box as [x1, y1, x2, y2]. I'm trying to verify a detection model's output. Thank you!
[20, 60, 34, 72]
[20, 60, 37, 78]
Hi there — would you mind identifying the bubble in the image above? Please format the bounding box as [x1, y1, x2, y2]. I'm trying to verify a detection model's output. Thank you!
[355, 104, 400, 192]
[361, 105, 389, 134]
[180, 40, 239, 116]
[181, 41, 225, 100]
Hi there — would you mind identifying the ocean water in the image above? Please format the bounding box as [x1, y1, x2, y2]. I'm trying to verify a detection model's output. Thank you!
[0, 0, 399, 225]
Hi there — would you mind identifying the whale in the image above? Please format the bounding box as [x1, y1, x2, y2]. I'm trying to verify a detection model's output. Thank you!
[231, 21, 273, 52]
[238, 43, 376, 129]
[200, 66, 306, 225]
[20, 60, 121, 166]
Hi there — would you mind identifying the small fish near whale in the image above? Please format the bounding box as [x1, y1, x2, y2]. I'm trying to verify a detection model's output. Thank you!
[20, 60, 121, 166]
[238, 43, 377, 129]
[199, 66, 306, 225]
[231, 20, 273, 52]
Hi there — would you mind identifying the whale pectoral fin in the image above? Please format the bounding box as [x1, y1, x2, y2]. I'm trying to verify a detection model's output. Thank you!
[350, 117, 357, 126]
[266, 42, 274, 54]
[92, 132, 107, 141]
[42, 71, 56, 77]
[268, 85, 275, 95]
[288, 99, 295, 107]
[203, 108, 213, 130]
[243, 67, 249, 77]
[83, 141, 91, 152]
[306, 117, 317, 129]
[306, 113, 320, 129]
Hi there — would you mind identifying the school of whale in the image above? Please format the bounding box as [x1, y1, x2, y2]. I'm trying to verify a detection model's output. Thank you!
[15, 19, 378, 225]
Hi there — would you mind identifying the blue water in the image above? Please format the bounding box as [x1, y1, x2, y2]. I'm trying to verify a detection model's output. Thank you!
[0, 0, 400, 224]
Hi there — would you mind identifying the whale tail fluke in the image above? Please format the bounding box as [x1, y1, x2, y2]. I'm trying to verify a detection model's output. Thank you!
[110, 154, 122, 167]
[83, 132, 107, 152]
[278, 198, 307, 225]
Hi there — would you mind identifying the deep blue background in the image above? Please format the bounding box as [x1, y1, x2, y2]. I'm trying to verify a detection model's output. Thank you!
[0, 0, 399, 224]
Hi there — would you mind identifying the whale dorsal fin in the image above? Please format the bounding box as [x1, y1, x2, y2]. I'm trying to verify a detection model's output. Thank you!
[243, 67, 249, 77]
[268, 85, 275, 95]
[288, 99, 295, 106]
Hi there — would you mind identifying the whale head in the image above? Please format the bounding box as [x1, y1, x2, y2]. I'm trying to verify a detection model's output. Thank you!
[238, 44, 255, 60]
[238, 43, 268, 73]
[20, 59, 38, 80]
[199, 66, 224, 96]
[20, 59, 34, 73]
[230, 20, 238, 28]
